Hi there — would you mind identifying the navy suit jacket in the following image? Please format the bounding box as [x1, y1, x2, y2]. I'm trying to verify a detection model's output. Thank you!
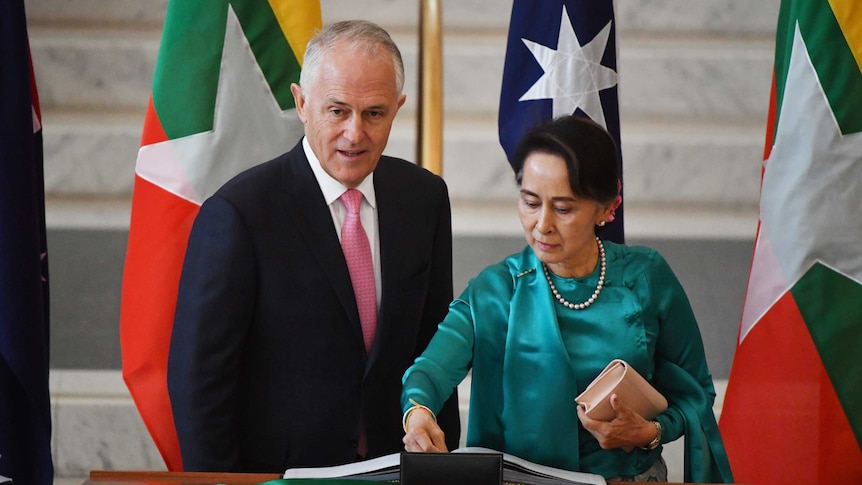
[167, 142, 461, 472]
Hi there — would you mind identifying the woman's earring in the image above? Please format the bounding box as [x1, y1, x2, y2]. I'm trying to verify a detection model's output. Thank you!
[598, 221, 606, 227]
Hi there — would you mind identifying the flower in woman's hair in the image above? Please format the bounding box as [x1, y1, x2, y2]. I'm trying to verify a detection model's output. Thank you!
[606, 180, 622, 223]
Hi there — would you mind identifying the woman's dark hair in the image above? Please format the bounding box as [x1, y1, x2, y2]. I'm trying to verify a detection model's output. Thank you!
[512, 115, 619, 205]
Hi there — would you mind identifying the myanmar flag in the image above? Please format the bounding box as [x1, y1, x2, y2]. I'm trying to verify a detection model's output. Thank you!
[119, 1, 320, 471]
[719, 1, 862, 484]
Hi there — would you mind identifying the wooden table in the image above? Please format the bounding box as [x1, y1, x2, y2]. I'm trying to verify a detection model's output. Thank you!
[86, 470, 281, 484]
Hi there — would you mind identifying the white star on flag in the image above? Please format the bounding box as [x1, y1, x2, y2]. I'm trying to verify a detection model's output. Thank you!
[135, 6, 302, 205]
[518, 5, 618, 129]
[738, 22, 862, 342]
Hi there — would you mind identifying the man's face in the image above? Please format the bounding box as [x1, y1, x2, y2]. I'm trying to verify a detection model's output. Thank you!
[291, 42, 406, 188]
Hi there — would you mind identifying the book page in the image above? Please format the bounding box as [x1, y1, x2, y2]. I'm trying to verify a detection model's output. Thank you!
[283, 452, 399, 479]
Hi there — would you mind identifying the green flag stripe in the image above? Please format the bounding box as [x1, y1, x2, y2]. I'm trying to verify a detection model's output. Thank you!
[798, 2, 862, 134]
[232, 0, 300, 111]
[772, 0, 793, 125]
[774, 1, 862, 137]
[791, 263, 862, 449]
[152, 1, 302, 139]
[152, 0, 228, 139]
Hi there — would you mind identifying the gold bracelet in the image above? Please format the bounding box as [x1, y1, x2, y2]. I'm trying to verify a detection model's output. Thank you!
[402, 398, 436, 432]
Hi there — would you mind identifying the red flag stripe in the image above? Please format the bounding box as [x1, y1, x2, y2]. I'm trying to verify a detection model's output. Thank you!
[720, 290, 862, 483]
[140, 95, 169, 147]
[120, 175, 200, 472]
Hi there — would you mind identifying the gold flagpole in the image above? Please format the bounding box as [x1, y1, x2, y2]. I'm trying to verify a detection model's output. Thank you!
[417, 0, 443, 176]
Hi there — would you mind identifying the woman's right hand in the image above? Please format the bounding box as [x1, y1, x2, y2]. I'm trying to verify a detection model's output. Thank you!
[577, 393, 655, 451]
[402, 407, 449, 452]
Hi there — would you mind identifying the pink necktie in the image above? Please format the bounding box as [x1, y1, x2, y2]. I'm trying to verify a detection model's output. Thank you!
[340, 189, 377, 353]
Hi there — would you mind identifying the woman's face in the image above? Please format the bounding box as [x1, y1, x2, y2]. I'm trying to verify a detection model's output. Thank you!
[518, 151, 612, 278]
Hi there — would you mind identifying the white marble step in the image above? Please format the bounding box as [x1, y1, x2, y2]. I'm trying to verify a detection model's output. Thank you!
[25, 0, 168, 27]
[28, 27, 156, 112]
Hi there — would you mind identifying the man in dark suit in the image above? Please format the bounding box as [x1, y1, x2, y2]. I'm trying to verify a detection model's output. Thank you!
[167, 19, 460, 472]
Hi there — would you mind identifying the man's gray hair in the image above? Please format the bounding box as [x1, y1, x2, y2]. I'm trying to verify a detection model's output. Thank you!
[299, 20, 405, 95]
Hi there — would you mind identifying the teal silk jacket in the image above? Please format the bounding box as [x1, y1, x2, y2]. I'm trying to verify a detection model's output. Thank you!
[402, 243, 733, 482]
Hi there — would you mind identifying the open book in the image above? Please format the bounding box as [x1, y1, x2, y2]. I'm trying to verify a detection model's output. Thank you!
[283, 447, 606, 485]
[283, 452, 400, 482]
[575, 359, 667, 421]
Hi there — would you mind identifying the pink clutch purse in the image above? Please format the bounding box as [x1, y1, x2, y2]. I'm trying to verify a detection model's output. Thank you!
[575, 359, 668, 421]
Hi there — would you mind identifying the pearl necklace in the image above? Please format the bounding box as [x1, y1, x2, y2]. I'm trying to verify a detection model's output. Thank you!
[542, 237, 606, 310]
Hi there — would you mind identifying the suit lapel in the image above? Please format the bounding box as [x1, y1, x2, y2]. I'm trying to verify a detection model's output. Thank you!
[278, 144, 364, 346]
[370, 159, 410, 366]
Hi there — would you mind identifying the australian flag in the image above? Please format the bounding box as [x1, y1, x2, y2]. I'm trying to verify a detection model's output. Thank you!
[0, 2, 54, 484]
[499, 0, 624, 243]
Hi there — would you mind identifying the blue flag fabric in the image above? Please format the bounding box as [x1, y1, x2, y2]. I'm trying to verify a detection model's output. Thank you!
[499, 0, 624, 243]
[0, 2, 54, 484]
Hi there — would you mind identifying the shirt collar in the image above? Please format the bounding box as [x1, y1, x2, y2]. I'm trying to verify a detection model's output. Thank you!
[303, 136, 376, 208]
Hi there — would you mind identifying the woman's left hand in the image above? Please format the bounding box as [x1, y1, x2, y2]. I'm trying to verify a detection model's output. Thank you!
[576, 393, 658, 452]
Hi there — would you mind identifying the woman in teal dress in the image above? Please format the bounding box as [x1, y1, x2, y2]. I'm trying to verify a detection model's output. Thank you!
[400, 116, 734, 483]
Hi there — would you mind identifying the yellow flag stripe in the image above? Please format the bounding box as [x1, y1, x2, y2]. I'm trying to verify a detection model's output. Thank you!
[267, 0, 322, 65]
[828, 0, 862, 73]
